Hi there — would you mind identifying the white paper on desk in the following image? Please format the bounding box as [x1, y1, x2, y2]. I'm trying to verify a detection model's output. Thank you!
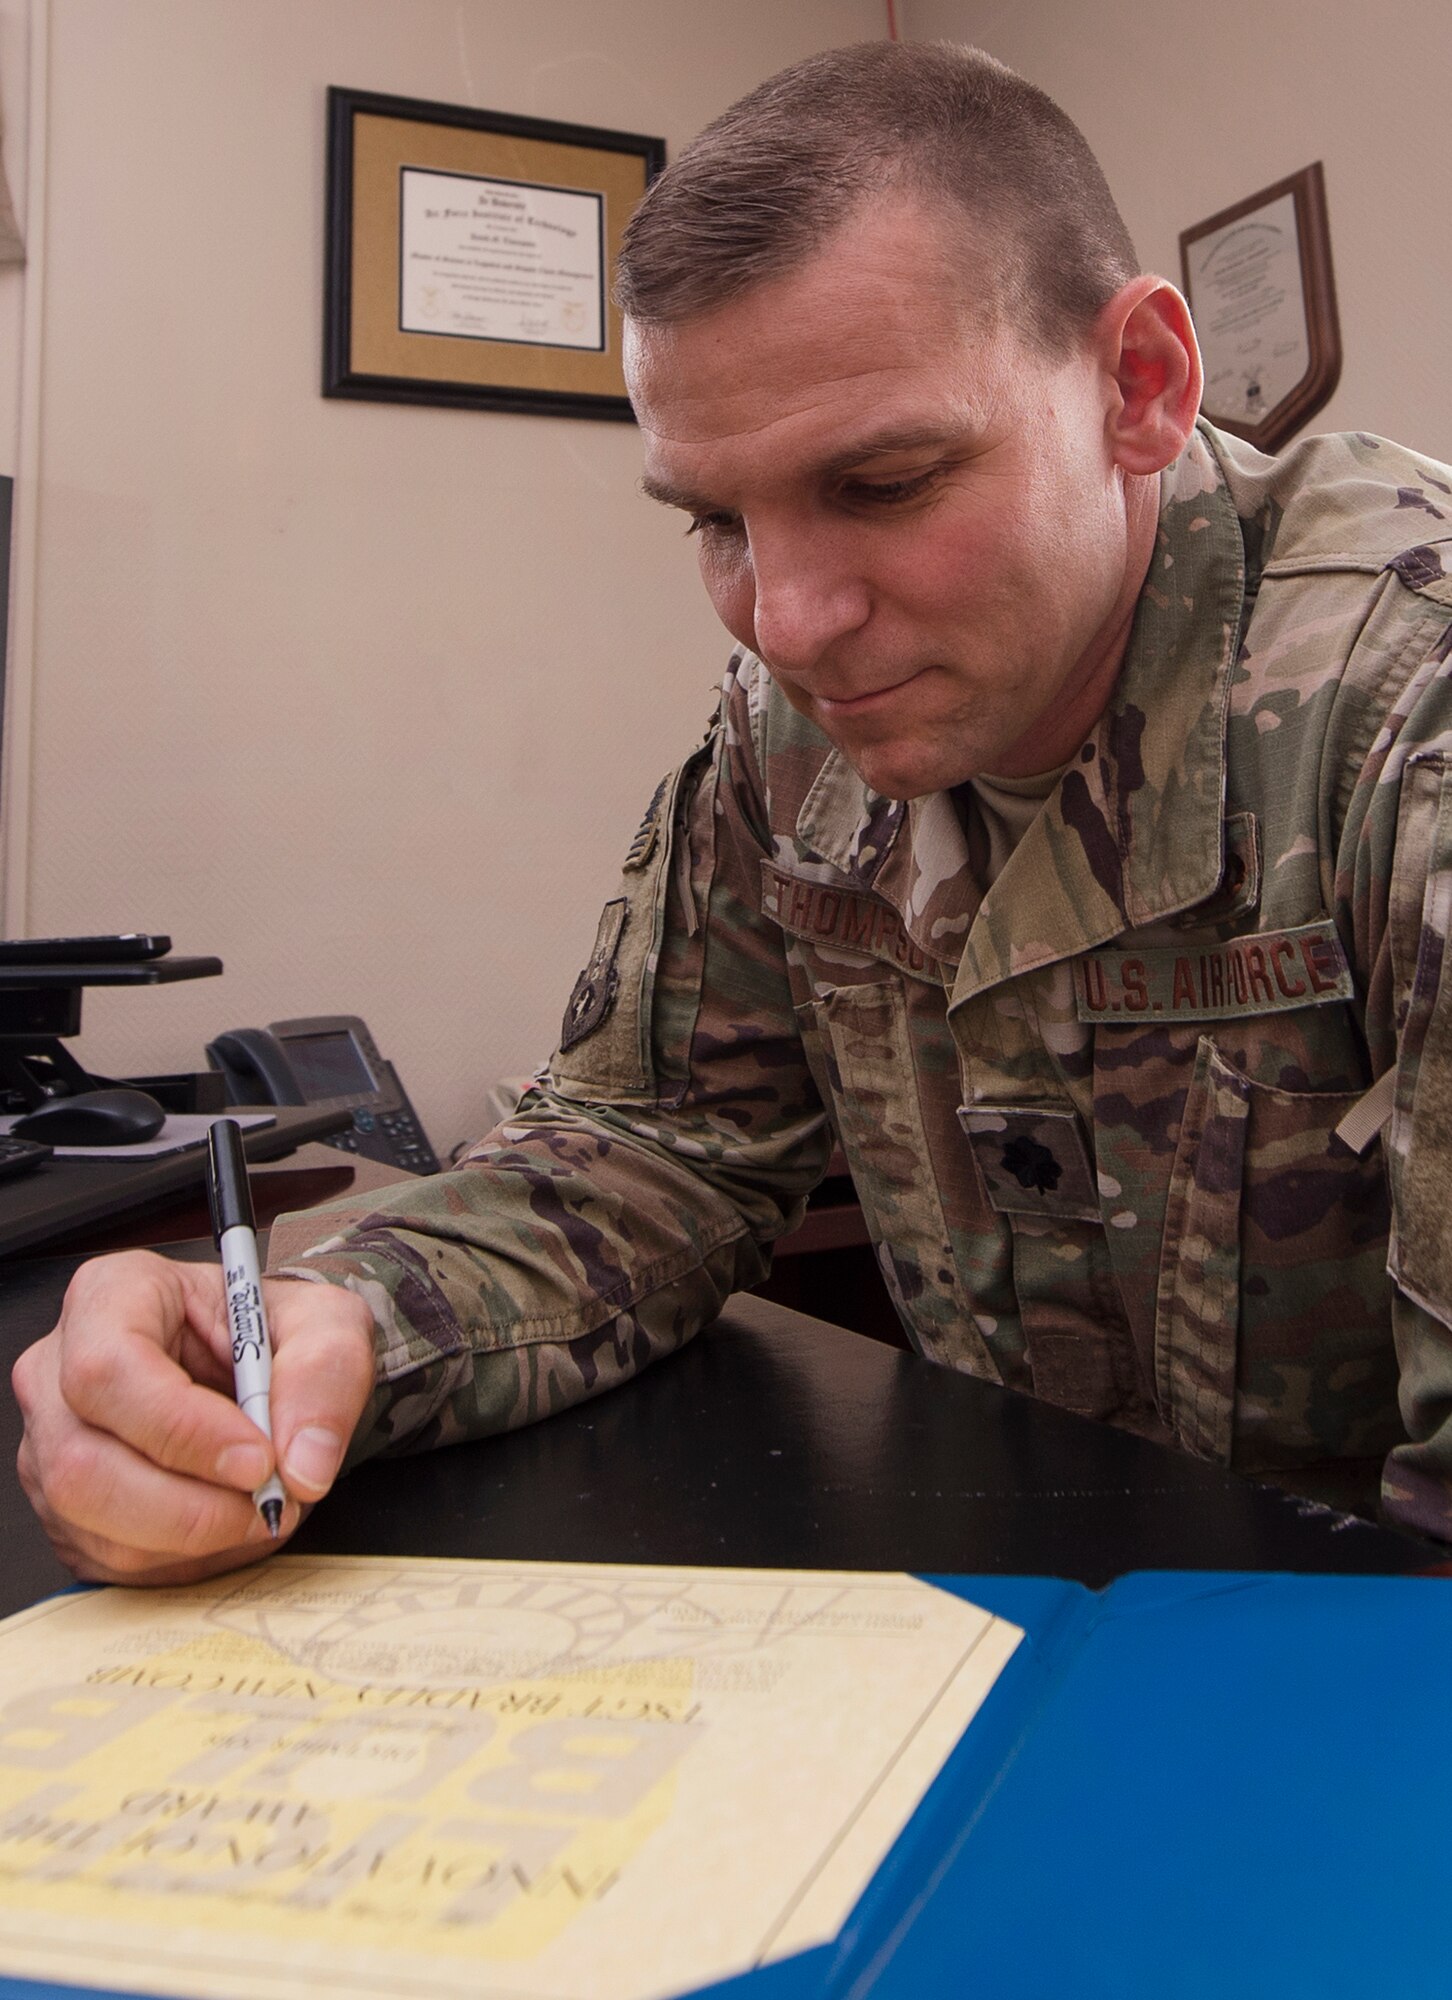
[0, 1555, 1023, 2000]
[0, 1108, 275, 1160]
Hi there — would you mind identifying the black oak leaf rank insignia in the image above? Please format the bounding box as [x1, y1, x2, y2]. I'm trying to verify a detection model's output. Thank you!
[1001, 1135, 1063, 1195]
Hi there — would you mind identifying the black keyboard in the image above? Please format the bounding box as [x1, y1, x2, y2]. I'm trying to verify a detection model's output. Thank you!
[0, 1135, 53, 1181]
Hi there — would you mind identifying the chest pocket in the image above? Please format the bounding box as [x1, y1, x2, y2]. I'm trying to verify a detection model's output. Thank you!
[1155, 1036, 1397, 1469]
[796, 979, 996, 1378]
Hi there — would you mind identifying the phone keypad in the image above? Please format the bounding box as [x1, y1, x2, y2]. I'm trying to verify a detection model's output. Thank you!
[323, 1106, 438, 1175]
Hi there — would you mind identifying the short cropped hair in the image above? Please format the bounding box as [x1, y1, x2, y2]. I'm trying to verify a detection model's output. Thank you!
[616, 41, 1138, 355]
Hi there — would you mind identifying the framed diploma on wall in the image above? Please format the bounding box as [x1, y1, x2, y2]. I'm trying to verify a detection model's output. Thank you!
[324, 87, 665, 421]
[1180, 163, 1341, 453]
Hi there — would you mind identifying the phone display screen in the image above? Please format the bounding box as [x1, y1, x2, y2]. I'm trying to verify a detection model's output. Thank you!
[280, 1029, 376, 1099]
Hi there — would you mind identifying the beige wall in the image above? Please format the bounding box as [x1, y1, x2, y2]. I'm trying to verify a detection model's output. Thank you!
[906, 0, 1452, 457]
[1, 0, 880, 1157]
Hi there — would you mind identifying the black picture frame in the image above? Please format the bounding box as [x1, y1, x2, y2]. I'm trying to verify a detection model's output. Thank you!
[323, 87, 665, 422]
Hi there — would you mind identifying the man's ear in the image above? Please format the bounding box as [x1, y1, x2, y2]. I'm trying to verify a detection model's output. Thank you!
[1097, 276, 1203, 477]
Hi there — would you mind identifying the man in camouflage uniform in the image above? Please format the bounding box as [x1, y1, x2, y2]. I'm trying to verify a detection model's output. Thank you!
[17, 43, 1452, 1580]
[265, 416, 1452, 1539]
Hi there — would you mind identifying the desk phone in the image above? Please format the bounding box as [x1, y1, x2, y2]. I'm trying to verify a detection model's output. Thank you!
[205, 1016, 439, 1176]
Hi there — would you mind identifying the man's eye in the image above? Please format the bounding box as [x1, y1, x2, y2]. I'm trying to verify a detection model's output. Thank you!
[685, 511, 741, 538]
[847, 471, 937, 506]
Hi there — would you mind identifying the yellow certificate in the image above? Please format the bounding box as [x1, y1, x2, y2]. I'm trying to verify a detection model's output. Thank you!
[0, 1557, 1021, 2000]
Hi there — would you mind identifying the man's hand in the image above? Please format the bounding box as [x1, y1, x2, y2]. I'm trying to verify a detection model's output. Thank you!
[13, 1250, 375, 1586]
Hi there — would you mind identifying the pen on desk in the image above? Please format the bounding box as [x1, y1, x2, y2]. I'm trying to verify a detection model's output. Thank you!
[206, 1117, 287, 1537]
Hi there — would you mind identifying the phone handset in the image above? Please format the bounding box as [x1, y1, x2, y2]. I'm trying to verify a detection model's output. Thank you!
[204, 1029, 306, 1106]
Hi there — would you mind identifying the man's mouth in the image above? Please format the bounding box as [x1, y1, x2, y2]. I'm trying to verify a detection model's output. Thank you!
[813, 668, 924, 717]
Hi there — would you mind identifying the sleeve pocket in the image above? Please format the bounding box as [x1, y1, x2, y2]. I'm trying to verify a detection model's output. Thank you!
[550, 731, 720, 1106]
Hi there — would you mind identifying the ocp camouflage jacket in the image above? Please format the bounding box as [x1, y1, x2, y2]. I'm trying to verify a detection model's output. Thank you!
[272, 422, 1452, 1541]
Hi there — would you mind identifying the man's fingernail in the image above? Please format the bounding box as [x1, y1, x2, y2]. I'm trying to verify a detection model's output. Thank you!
[283, 1427, 344, 1494]
[217, 1443, 270, 1489]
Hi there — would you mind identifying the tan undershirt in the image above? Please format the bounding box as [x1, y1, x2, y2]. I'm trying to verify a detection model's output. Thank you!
[957, 762, 1069, 889]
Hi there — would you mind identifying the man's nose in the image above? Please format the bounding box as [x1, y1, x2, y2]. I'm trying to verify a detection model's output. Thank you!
[746, 526, 870, 677]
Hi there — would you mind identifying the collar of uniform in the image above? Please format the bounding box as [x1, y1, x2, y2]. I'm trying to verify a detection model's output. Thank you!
[945, 423, 1247, 1006]
[796, 741, 978, 968]
[796, 747, 906, 886]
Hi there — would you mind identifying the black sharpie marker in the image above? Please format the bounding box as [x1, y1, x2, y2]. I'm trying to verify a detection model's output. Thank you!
[206, 1118, 286, 1536]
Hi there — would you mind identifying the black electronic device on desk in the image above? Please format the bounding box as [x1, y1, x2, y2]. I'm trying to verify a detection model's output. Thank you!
[205, 1015, 439, 1175]
[0, 932, 223, 1115]
[0, 932, 172, 966]
[0, 936, 359, 1258]
[0, 1135, 52, 1182]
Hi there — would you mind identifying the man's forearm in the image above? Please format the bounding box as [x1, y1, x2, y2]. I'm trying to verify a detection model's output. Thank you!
[267, 1099, 816, 1464]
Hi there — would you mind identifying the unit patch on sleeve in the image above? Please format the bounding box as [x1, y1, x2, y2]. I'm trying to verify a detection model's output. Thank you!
[1074, 918, 1353, 1024]
[560, 898, 628, 1050]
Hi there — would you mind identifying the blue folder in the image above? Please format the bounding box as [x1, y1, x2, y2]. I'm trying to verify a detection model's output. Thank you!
[3, 1571, 1446, 2000]
[689, 1570, 1449, 2000]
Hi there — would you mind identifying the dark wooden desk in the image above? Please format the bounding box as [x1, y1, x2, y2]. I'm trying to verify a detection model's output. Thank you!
[0, 1105, 359, 1258]
[0, 1246, 1427, 1620]
[22, 1141, 410, 1258]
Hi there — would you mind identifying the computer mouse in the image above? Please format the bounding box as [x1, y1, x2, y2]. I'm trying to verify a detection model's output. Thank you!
[12, 1087, 167, 1146]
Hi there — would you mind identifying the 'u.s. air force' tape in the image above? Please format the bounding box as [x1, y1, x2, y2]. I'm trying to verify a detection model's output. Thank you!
[1073, 918, 1353, 1025]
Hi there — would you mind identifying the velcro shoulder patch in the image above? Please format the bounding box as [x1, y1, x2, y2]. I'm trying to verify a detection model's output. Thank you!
[761, 862, 945, 981]
[1074, 919, 1353, 1024]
